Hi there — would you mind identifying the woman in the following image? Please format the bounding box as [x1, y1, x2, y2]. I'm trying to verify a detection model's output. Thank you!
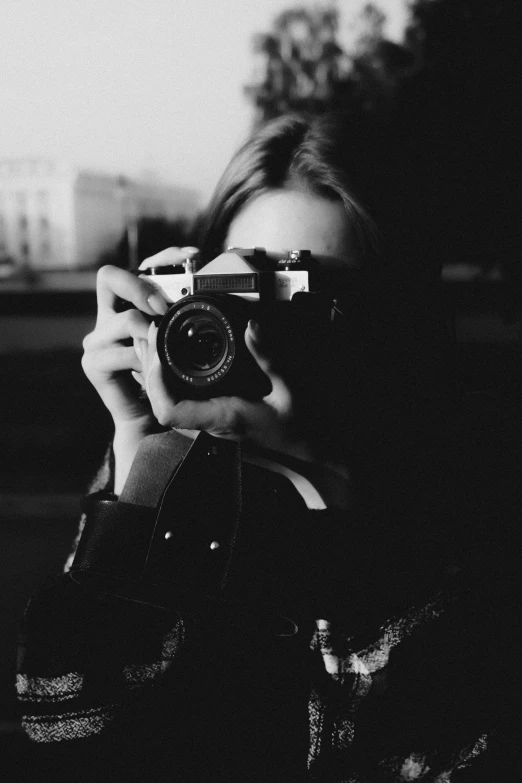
[16, 114, 515, 781]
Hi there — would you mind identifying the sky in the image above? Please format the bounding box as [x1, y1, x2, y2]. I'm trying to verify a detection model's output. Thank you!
[0, 0, 409, 206]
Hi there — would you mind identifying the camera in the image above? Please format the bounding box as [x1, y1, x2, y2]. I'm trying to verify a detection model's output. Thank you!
[140, 247, 337, 401]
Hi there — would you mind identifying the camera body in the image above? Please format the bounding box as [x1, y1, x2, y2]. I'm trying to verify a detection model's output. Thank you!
[141, 247, 335, 401]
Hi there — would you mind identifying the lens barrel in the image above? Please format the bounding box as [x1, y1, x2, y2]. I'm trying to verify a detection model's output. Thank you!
[156, 294, 271, 401]
[171, 314, 227, 374]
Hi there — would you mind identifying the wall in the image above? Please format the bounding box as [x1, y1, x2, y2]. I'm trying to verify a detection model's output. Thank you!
[0, 161, 76, 270]
[73, 173, 124, 268]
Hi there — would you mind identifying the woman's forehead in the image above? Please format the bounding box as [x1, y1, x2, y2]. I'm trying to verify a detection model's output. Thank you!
[225, 190, 360, 268]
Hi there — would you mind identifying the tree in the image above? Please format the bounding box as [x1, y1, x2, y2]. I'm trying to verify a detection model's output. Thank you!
[391, 0, 521, 283]
[244, 4, 413, 122]
[350, 4, 416, 112]
[245, 1, 521, 293]
[245, 7, 349, 120]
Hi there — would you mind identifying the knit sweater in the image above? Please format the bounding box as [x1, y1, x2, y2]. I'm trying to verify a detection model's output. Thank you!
[16, 402, 520, 782]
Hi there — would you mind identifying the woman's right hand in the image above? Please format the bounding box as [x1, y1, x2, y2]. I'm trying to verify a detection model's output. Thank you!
[81, 263, 169, 428]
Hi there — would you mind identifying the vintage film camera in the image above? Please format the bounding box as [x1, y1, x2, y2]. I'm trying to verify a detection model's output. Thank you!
[141, 247, 339, 401]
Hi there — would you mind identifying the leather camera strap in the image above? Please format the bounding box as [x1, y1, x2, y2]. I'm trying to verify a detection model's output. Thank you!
[71, 430, 307, 635]
[118, 429, 197, 507]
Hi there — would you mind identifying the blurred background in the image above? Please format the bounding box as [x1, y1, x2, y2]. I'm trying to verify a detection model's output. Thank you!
[0, 0, 520, 773]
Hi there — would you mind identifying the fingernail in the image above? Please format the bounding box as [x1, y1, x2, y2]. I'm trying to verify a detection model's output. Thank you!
[133, 338, 142, 361]
[147, 293, 168, 316]
[148, 321, 158, 344]
[131, 371, 143, 386]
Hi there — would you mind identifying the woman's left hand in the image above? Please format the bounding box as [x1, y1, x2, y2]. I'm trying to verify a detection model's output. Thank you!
[133, 320, 312, 459]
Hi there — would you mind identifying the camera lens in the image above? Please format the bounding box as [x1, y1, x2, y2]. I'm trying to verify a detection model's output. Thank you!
[170, 314, 226, 373]
[157, 294, 269, 400]
[159, 297, 237, 389]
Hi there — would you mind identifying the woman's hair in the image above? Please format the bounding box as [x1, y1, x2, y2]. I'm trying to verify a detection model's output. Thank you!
[198, 113, 380, 264]
[198, 113, 455, 498]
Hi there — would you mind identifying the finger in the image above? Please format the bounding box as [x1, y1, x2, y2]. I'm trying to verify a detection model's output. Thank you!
[138, 246, 199, 271]
[139, 322, 158, 390]
[96, 265, 168, 320]
[133, 338, 143, 363]
[148, 319, 158, 349]
[146, 381, 241, 433]
[157, 394, 275, 441]
[245, 321, 292, 414]
[142, 349, 251, 435]
[135, 324, 156, 386]
[169, 397, 245, 434]
[83, 346, 142, 375]
[142, 345, 209, 430]
[143, 351, 176, 425]
[84, 308, 151, 351]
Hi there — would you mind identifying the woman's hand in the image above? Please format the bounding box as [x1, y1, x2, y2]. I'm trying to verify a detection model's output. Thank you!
[134, 319, 313, 460]
[81, 264, 167, 427]
[82, 248, 199, 427]
[82, 249, 200, 492]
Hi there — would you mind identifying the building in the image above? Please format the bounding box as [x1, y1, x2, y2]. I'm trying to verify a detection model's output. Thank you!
[0, 159, 199, 271]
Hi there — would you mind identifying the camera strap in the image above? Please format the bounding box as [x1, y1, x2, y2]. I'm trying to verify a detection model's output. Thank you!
[119, 429, 199, 507]
[70, 430, 301, 636]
